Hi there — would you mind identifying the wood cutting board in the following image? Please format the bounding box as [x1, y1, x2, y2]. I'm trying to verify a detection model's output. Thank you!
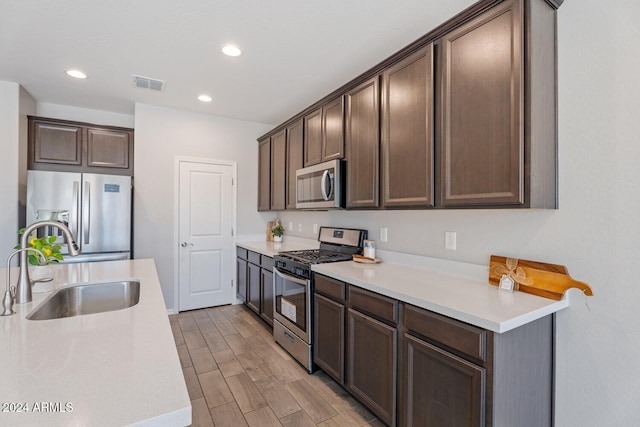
[489, 255, 593, 300]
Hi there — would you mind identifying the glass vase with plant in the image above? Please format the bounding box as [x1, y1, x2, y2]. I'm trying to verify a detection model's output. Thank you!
[15, 228, 64, 265]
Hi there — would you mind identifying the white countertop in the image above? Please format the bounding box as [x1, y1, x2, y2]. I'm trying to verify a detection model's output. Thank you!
[312, 258, 568, 333]
[0, 259, 191, 426]
[236, 239, 568, 333]
[236, 237, 319, 258]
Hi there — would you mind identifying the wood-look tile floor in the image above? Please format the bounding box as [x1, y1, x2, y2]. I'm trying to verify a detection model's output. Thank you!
[169, 304, 383, 427]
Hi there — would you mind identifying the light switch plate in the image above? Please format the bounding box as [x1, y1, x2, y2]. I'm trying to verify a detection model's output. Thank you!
[380, 227, 388, 242]
[298, 223, 302, 232]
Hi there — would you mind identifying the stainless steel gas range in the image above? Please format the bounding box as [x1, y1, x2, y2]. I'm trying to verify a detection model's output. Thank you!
[273, 227, 368, 372]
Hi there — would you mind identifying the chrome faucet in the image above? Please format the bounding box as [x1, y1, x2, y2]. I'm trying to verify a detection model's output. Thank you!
[2, 248, 46, 316]
[15, 221, 81, 304]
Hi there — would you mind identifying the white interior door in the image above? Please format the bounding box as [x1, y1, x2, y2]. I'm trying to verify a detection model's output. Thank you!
[177, 160, 235, 311]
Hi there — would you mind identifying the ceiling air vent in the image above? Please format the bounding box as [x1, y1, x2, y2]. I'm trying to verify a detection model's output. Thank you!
[132, 75, 165, 91]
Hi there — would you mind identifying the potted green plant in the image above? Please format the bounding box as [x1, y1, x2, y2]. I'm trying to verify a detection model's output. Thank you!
[272, 224, 285, 242]
[15, 228, 64, 265]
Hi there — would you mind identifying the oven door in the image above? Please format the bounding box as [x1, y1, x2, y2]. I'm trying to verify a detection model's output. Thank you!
[273, 268, 311, 343]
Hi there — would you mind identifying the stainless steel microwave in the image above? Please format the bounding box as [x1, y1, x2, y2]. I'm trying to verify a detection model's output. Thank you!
[295, 159, 343, 209]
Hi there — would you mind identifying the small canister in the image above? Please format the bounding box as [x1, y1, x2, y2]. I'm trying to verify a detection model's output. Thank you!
[363, 240, 376, 259]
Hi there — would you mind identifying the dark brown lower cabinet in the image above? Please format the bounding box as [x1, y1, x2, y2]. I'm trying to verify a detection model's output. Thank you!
[402, 333, 485, 427]
[237, 249, 275, 327]
[260, 268, 274, 326]
[247, 262, 261, 315]
[347, 308, 397, 426]
[313, 294, 345, 384]
[236, 257, 247, 302]
[311, 275, 554, 427]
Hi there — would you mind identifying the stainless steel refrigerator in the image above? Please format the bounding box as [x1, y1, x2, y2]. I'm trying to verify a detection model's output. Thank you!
[26, 170, 132, 263]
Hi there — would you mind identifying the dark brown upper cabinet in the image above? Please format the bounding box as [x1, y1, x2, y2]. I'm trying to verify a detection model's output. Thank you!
[437, 0, 557, 208]
[345, 77, 380, 209]
[322, 96, 345, 162]
[286, 119, 304, 210]
[381, 45, 435, 208]
[304, 108, 322, 166]
[270, 129, 287, 211]
[29, 116, 134, 175]
[258, 0, 560, 210]
[32, 120, 82, 166]
[304, 97, 345, 167]
[257, 137, 271, 211]
[86, 128, 131, 169]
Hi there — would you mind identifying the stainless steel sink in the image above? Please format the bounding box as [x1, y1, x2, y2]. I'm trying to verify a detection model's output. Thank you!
[27, 280, 140, 320]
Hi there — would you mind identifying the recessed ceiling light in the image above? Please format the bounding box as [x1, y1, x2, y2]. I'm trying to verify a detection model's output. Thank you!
[198, 95, 213, 102]
[65, 69, 88, 79]
[221, 44, 242, 57]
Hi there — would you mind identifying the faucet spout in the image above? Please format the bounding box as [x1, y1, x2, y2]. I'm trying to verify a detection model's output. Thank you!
[15, 220, 81, 304]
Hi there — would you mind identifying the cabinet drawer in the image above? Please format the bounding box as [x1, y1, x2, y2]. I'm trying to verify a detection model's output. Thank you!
[314, 274, 345, 303]
[248, 251, 261, 265]
[236, 247, 248, 260]
[403, 304, 486, 362]
[348, 286, 398, 325]
[261, 255, 274, 270]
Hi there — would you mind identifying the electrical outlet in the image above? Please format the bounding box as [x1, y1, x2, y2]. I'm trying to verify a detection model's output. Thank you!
[380, 227, 388, 242]
[445, 231, 457, 250]
[313, 224, 318, 234]
[298, 223, 302, 232]
[288, 222, 293, 231]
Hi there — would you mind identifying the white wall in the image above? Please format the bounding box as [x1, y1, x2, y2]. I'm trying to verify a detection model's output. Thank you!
[278, 2, 640, 424]
[133, 103, 273, 310]
[0, 82, 20, 263]
[0, 81, 36, 264]
[36, 102, 134, 128]
[18, 86, 36, 228]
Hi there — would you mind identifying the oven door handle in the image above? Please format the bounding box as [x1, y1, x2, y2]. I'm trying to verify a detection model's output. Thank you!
[274, 267, 309, 286]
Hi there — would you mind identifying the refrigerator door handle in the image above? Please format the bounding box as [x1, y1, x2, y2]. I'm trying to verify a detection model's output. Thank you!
[71, 181, 80, 239]
[83, 181, 90, 245]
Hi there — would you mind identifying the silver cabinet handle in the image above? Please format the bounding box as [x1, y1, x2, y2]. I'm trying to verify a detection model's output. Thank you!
[181, 242, 193, 247]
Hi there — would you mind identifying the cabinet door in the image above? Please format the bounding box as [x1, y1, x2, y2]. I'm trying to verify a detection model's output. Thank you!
[32, 121, 82, 165]
[346, 77, 380, 209]
[304, 108, 322, 166]
[260, 268, 274, 326]
[87, 128, 131, 169]
[438, 0, 524, 207]
[247, 262, 261, 314]
[402, 333, 485, 427]
[347, 308, 397, 426]
[322, 96, 345, 161]
[270, 129, 287, 211]
[381, 45, 434, 208]
[286, 119, 304, 209]
[314, 293, 345, 384]
[257, 138, 271, 211]
[236, 257, 247, 302]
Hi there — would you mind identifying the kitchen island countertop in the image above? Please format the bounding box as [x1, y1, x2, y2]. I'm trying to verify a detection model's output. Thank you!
[0, 259, 190, 426]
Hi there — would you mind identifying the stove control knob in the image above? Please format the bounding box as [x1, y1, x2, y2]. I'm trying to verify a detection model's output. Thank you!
[295, 267, 305, 277]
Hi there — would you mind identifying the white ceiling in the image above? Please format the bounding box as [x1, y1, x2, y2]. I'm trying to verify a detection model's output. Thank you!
[0, 0, 475, 126]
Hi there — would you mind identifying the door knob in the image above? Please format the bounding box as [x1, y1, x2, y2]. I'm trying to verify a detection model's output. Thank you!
[181, 242, 193, 247]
